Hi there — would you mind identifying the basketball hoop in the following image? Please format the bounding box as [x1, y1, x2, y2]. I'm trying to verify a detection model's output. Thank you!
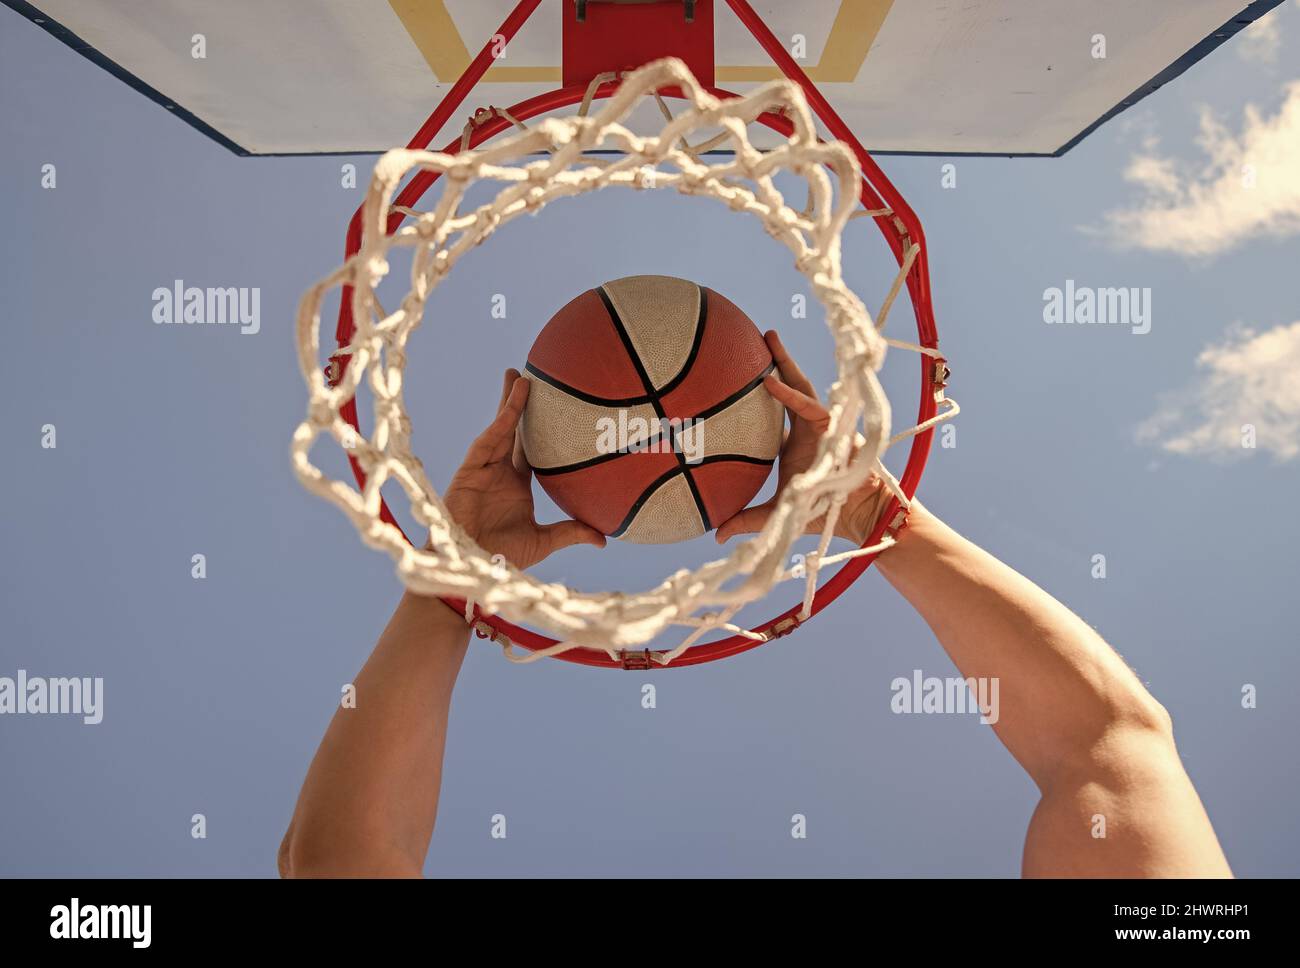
[292, 1, 956, 668]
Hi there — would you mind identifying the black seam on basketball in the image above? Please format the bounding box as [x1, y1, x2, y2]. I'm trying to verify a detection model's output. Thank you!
[609, 466, 697, 539]
[531, 436, 670, 476]
[688, 362, 779, 423]
[686, 454, 777, 467]
[523, 362, 657, 407]
[682, 456, 774, 531]
[596, 287, 660, 397]
[678, 361, 780, 530]
[679, 466, 712, 531]
[654, 283, 709, 398]
[597, 285, 713, 530]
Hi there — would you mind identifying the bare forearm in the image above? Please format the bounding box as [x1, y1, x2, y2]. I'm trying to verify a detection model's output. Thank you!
[875, 504, 1229, 875]
[875, 504, 1169, 783]
[282, 593, 470, 877]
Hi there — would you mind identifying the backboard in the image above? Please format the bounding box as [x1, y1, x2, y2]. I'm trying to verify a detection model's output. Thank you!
[5, 0, 1282, 157]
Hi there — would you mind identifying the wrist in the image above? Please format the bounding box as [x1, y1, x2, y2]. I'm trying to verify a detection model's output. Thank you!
[873, 500, 943, 579]
[835, 485, 893, 546]
[398, 589, 474, 636]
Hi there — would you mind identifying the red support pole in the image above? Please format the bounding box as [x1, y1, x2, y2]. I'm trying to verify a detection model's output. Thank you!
[406, 0, 546, 152]
[722, 0, 934, 345]
[720, 0, 940, 545]
[335, 0, 545, 349]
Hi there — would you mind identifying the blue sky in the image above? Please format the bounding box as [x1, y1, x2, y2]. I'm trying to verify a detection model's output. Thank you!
[1, 2, 1297, 876]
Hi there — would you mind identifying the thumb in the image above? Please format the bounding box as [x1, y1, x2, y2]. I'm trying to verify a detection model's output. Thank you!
[714, 501, 774, 543]
[541, 519, 607, 553]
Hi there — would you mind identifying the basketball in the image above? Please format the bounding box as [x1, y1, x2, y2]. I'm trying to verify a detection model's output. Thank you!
[520, 275, 785, 543]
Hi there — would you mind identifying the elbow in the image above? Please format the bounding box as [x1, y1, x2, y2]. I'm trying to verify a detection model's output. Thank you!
[1104, 677, 1175, 745]
[1134, 693, 1174, 740]
[1024, 662, 1177, 789]
[1077, 651, 1178, 752]
[279, 825, 422, 879]
[1046, 688, 1178, 790]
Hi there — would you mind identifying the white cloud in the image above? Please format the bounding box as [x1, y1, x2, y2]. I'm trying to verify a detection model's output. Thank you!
[1236, 13, 1282, 63]
[1136, 321, 1300, 461]
[1099, 81, 1300, 257]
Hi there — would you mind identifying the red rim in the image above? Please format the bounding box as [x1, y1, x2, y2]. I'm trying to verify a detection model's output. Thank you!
[328, 0, 941, 668]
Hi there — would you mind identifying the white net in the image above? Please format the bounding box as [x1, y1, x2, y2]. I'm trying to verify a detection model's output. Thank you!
[292, 58, 956, 665]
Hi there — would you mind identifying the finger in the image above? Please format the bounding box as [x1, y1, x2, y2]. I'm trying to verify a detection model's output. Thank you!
[764, 373, 830, 430]
[764, 330, 818, 398]
[502, 369, 532, 474]
[466, 377, 529, 466]
[714, 500, 774, 542]
[512, 422, 530, 476]
[491, 377, 530, 462]
[497, 367, 521, 411]
[540, 519, 607, 553]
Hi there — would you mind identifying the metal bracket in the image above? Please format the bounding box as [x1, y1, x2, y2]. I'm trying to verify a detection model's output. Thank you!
[472, 620, 514, 650]
[932, 358, 951, 390]
[576, 1, 696, 24]
[888, 505, 910, 533]
[763, 616, 801, 641]
[324, 355, 342, 388]
[619, 649, 657, 670]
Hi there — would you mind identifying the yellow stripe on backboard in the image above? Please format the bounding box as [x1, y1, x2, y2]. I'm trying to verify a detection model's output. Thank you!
[389, 0, 561, 82]
[391, 0, 887, 84]
[718, 0, 891, 82]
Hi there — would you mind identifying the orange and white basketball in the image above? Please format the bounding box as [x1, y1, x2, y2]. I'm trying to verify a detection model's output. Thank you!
[520, 275, 784, 543]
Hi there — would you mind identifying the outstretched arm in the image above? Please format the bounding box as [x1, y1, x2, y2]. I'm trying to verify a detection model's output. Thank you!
[279, 595, 470, 878]
[720, 332, 1231, 877]
[876, 506, 1230, 877]
[280, 371, 603, 877]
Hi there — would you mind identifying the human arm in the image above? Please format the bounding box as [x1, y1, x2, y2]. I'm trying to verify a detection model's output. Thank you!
[875, 508, 1230, 876]
[719, 333, 1231, 877]
[279, 370, 604, 877]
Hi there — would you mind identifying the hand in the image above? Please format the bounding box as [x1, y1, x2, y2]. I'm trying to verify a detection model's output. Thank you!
[714, 331, 893, 547]
[442, 369, 605, 570]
